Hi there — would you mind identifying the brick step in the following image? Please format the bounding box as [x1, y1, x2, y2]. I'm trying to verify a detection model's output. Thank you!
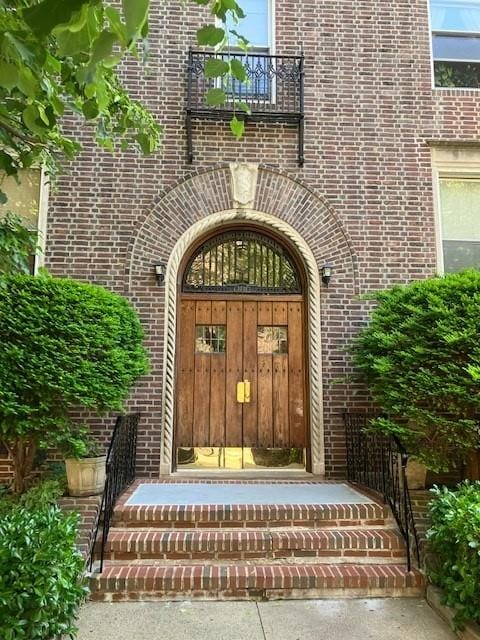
[90, 563, 424, 601]
[105, 528, 406, 562]
[113, 503, 390, 529]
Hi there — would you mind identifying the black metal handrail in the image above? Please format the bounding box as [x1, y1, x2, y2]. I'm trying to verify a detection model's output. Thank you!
[344, 411, 421, 571]
[186, 50, 305, 165]
[89, 413, 140, 572]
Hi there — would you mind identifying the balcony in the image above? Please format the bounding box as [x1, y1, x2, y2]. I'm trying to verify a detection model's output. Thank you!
[186, 50, 305, 166]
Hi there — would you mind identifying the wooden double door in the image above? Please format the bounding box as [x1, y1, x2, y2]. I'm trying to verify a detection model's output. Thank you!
[176, 296, 307, 450]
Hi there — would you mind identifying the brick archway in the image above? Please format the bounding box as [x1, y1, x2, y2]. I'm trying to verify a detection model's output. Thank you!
[126, 165, 357, 478]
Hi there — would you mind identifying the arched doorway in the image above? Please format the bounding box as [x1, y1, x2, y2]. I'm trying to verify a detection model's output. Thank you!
[175, 227, 309, 471]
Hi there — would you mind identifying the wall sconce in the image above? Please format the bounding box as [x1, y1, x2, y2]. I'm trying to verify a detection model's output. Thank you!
[321, 262, 333, 287]
[154, 262, 166, 285]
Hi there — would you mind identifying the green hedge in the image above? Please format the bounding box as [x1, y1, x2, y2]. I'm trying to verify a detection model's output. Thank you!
[351, 270, 480, 470]
[427, 482, 480, 628]
[0, 500, 87, 640]
[0, 274, 149, 493]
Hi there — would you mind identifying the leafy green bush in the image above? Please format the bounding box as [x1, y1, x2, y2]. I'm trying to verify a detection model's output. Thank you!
[0, 274, 149, 493]
[0, 502, 87, 640]
[427, 482, 480, 628]
[0, 212, 38, 276]
[351, 270, 480, 470]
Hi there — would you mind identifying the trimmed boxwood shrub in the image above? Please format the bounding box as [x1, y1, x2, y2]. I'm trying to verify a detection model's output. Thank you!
[351, 270, 480, 470]
[0, 274, 149, 494]
[427, 482, 480, 628]
[0, 501, 87, 639]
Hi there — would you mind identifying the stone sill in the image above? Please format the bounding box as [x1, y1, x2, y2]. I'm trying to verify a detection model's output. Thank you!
[427, 585, 480, 640]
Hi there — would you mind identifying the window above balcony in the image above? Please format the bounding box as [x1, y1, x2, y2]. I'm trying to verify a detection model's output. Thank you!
[431, 0, 480, 88]
[224, 0, 272, 51]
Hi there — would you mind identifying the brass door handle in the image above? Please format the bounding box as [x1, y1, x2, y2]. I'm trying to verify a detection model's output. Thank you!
[236, 380, 251, 403]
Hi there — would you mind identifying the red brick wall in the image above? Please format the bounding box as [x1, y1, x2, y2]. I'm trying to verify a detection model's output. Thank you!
[35, 0, 480, 480]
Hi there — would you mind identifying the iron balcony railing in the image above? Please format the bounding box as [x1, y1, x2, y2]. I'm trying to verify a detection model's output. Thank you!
[186, 50, 305, 166]
[344, 411, 421, 572]
[89, 413, 140, 573]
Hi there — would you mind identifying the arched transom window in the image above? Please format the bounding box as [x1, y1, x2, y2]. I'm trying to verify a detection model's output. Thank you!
[182, 230, 302, 294]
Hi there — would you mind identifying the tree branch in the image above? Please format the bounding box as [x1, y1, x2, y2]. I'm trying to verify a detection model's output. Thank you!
[0, 117, 45, 148]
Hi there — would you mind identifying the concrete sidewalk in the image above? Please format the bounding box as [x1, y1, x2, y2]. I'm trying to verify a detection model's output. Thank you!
[76, 598, 456, 640]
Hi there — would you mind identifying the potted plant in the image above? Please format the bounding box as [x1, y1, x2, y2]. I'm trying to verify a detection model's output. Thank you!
[60, 429, 106, 497]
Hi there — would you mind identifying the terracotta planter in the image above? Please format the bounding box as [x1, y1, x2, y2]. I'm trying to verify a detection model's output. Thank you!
[65, 456, 106, 497]
[405, 459, 428, 490]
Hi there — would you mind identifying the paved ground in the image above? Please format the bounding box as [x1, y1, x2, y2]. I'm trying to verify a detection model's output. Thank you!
[77, 598, 456, 640]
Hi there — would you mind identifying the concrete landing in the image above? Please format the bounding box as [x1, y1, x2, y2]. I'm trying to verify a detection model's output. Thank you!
[77, 599, 456, 640]
[126, 482, 373, 505]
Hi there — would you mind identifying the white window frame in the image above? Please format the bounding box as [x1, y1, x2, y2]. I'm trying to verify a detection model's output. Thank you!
[214, 1, 276, 105]
[428, 0, 480, 90]
[36, 166, 49, 272]
[218, 0, 275, 54]
[431, 146, 480, 273]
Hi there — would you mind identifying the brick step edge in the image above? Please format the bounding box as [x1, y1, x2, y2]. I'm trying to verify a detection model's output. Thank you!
[90, 564, 424, 601]
[105, 528, 406, 560]
[113, 503, 389, 528]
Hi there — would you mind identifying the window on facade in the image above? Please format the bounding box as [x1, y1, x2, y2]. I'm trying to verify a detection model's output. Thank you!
[431, 0, 480, 87]
[182, 230, 301, 294]
[0, 169, 43, 272]
[195, 325, 227, 353]
[223, 0, 273, 100]
[439, 178, 480, 271]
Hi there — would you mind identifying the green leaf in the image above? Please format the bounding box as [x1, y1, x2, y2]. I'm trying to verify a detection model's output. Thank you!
[230, 59, 247, 82]
[56, 24, 92, 57]
[36, 104, 50, 126]
[230, 115, 245, 139]
[90, 31, 118, 64]
[3, 33, 35, 63]
[122, 0, 149, 38]
[135, 133, 153, 154]
[105, 7, 128, 46]
[0, 191, 7, 205]
[23, 0, 87, 38]
[205, 88, 227, 106]
[0, 62, 18, 90]
[204, 58, 230, 78]
[17, 68, 37, 98]
[236, 101, 251, 114]
[22, 105, 46, 134]
[197, 25, 225, 47]
[82, 99, 99, 120]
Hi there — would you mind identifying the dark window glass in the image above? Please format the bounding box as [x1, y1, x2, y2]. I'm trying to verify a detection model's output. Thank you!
[195, 325, 226, 353]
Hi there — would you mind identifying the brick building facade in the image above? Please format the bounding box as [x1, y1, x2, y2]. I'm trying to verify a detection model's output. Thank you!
[21, 0, 480, 479]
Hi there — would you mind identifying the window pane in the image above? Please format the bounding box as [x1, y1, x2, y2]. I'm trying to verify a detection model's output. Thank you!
[258, 326, 288, 354]
[434, 59, 480, 86]
[443, 239, 480, 271]
[440, 179, 480, 241]
[195, 326, 226, 353]
[433, 34, 480, 60]
[0, 169, 40, 228]
[431, 0, 480, 32]
[226, 0, 269, 48]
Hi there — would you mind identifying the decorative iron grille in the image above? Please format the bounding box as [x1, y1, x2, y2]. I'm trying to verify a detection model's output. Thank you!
[186, 50, 304, 165]
[182, 230, 301, 294]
